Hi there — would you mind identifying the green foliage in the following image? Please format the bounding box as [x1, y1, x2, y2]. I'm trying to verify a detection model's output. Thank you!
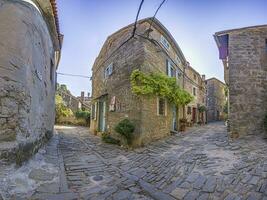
[75, 110, 90, 125]
[130, 70, 193, 106]
[57, 84, 70, 94]
[55, 95, 73, 123]
[101, 132, 120, 145]
[264, 113, 267, 134]
[114, 119, 135, 145]
[198, 105, 206, 113]
[75, 110, 90, 119]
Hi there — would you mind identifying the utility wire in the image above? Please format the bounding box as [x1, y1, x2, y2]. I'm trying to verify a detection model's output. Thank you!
[94, 0, 145, 74]
[148, 0, 167, 31]
[57, 72, 91, 79]
[132, 0, 145, 37]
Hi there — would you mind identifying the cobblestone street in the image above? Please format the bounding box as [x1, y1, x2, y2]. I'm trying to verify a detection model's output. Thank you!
[1, 122, 267, 200]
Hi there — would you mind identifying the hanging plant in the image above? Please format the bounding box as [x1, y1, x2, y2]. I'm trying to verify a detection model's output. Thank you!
[130, 70, 193, 106]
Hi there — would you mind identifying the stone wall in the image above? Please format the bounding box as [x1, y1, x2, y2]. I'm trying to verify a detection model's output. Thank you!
[184, 66, 206, 124]
[227, 27, 267, 136]
[206, 78, 226, 122]
[0, 0, 58, 163]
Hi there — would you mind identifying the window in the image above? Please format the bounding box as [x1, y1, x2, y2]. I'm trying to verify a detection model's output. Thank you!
[160, 35, 170, 50]
[166, 60, 176, 78]
[157, 97, 166, 116]
[193, 74, 197, 80]
[104, 63, 113, 78]
[187, 106, 191, 115]
[193, 87, 196, 96]
[265, 39, 267, 52]
[50, 59, 54, 82]
[176, 56, 181, 64]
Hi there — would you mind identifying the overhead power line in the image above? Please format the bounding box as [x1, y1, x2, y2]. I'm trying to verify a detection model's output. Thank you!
[57, 72, 91, 79]
[149, 0, 167, 31]
[132, 0, 145, 37]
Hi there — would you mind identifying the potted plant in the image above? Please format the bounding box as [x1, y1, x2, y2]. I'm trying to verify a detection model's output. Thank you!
[180, 118, 187, 131]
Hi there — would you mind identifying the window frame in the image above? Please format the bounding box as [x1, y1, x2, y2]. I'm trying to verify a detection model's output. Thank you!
[193, 87, 197, 96]
[160, 35, 170, 50]
[157, 97, 167, 116]
[104, 63, 113, 78]
[167, 60, 176, 78]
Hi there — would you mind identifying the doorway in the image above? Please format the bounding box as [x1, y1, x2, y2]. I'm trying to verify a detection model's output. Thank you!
[172, 105, 177, 131]
[192, 107, 197, 123]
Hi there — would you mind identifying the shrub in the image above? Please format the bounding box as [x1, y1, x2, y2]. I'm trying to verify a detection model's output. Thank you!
[114, 119, 135, 145]
[198, 105, 206, 113]
[101, 132, 120, 145]
[75, 110, 90, 125]
[55, 94, 73, 123]
[264, 113, 267, 133]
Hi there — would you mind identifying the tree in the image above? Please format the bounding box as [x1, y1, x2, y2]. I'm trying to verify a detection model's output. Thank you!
[55, 94, 73, 123]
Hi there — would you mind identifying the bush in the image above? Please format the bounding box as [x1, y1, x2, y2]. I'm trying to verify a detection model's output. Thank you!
[114, 119, 135, 145]
[75, 110, 90, 125]
[55, 95, 73, 123]
[264, 113, 267, 133]
[101, 132, 120, 145]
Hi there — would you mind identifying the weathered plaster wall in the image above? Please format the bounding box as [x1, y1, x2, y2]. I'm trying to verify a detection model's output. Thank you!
[228, 27, 267, 136]
[0, 0, 57, 162]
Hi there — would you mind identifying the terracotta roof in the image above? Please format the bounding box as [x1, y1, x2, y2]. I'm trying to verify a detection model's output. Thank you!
[50, 0, 61, 46]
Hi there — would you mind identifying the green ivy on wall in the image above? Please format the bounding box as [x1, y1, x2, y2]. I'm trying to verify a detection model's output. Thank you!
[130, 70, 193, 106]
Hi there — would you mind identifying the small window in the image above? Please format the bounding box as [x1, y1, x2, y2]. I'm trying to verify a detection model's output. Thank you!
[50, 59, 54, 82]
[176, 56, 181, 64]
[193, 87, 196, 96]
[166, 60, 176, 78]
[104, 63, 113, 78]
[157, 97, 166, 116]
[160, 35, 170, 50]
[187, 106, 191, 115]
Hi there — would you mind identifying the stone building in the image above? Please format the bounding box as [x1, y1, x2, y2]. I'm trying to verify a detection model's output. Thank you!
[214, 25, 267, 137]
[58, 90, 91, 113]
[184, 65, 206, 125]
[90, 18, 205, 146]
[0, 0, 62, 162]
[205, 78, 226, 122]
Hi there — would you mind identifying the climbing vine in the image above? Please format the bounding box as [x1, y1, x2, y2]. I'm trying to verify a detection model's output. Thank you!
[130, 70, 193, 106]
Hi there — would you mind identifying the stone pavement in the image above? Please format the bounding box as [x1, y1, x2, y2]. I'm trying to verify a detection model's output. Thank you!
[1, 122, 267, 199]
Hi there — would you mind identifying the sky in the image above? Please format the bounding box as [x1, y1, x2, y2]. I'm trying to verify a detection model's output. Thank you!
[56, 0, 267, 96]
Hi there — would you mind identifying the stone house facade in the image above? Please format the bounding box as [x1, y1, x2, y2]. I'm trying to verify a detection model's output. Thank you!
[90, 18, 205, 146]
[184, 65, 206, 125]
[214, 25, 267, 137]
[58, 91, 91, 113]
[0, 0, 62, 162]
[205, 78, 226, 122]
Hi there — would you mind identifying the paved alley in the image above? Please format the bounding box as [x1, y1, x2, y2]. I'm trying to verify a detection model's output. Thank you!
[1, 122, 267, 200]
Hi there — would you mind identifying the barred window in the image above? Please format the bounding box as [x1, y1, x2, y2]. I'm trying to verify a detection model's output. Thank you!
[157, 98, 166, 116]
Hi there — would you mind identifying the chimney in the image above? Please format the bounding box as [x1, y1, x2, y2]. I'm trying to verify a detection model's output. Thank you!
[202, 75, 206, 81]
[81, 91, 84, 102]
